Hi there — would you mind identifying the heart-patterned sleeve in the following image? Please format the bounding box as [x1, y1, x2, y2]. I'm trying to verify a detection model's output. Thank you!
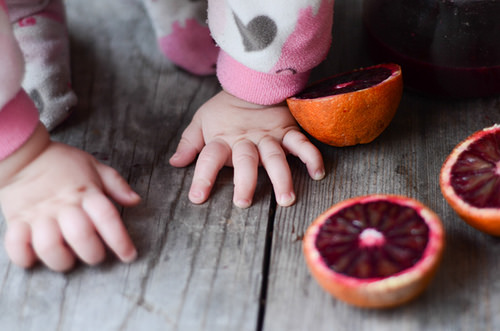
[0, 0, 39, 161]
[208, 0, 334, 105]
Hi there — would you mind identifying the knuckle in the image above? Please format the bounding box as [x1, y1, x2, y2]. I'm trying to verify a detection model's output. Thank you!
[86, 251, 106, 266]
[258, 135, 276, 146]
[71, 226, 96, 245]
[178, 135, 194, 148]
[35, 239, 62, 258]
[4, 222, 27, 245]
[198, 142, 230, 164]
[95, 208, 119, 226]
[197, 150, 218, 163]
[286, 129, 308, 146]
[233, 150, 258, 165]
[262, 150, 284, 162]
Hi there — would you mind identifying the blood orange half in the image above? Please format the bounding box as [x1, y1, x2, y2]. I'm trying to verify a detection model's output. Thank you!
[303, 194, 445, 308]
[440, 124, 500, 235]
[287, 63, 403, 147]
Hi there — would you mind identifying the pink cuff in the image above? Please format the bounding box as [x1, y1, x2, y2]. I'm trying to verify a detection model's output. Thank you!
[216, 51, 310, 105]
[0, 90, 40, 161]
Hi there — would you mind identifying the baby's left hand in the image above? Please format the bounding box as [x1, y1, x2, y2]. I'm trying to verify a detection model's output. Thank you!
[169, 90, 325, 208]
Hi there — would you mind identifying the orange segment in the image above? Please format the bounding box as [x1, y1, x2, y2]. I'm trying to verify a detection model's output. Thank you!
[287, 63, 403, 147]
[303, 194, 445, 309]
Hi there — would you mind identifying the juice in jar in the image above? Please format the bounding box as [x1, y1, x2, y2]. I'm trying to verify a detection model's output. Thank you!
[362, 0, 500, 97]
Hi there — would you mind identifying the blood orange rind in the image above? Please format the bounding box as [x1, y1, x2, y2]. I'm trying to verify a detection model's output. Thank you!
[303, 194, 445, 309]
[440, 124, 500, 235]
[287, 63, 403, 147]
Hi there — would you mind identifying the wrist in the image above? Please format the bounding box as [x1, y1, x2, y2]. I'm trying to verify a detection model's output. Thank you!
[0, 122, 50, 187]
[220, 89, 287, 110]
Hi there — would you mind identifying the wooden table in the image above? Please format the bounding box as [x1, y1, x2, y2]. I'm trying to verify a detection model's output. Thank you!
[2, 0, 500, 330]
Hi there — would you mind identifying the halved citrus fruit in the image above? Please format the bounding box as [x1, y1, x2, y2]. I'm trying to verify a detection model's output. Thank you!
[287, 63, 403, 147]
[440, 124, 500, 236]
[303, 194, 445, 308]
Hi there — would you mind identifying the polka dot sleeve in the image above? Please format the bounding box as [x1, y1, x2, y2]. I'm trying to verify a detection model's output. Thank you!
[208, 0, 334, 105]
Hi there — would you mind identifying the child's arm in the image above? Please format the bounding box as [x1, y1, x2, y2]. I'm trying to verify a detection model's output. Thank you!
[0, 123, 141, 271]
[170, 0, 334, 207]
[0, 1, 140, 271]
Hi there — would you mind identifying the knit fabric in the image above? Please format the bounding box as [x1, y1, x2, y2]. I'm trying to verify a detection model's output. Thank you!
[142, 0, 219, 76]
[0, 2, 23, 111]
[9, 0, 77, 130]
[0, 0, 39, 161]
[0, 0, 334, 161]
[209, 0, 334, 104]
[0, 90, 39, 161]
[144, 0, 334, 103]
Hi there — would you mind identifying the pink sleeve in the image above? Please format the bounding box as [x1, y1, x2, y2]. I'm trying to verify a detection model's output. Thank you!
[216, 50, 311, 105]
[0, 0, 39, 161]
[0, 90, 40, 160]
[208, 0, 334, 105]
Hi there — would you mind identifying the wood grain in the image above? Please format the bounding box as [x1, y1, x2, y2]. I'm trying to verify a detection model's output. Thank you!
[263, 1, 500, 330]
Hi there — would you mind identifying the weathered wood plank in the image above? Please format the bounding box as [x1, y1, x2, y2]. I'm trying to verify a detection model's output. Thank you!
[263, 0, 500, 330]
[2, 0, 500, 330]
[0, 1, 272, 330]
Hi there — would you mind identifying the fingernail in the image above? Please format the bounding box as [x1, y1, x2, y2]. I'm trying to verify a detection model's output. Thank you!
[279, 192, 296, 206]
[189, 190, 205, 204]
[124, 248, 138, 263]
[314, 169, 326, 180]
[129, 190, 141, 200]
[169, 153, 179, 162]
[234, 198, 252, 209]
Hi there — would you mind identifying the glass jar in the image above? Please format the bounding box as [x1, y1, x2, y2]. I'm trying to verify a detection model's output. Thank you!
[362, 0, 500, 97]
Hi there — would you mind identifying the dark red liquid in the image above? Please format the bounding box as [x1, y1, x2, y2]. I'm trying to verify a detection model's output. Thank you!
[363, 0, 500, 97]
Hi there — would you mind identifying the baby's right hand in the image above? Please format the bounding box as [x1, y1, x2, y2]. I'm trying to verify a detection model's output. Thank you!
[0, 124, 141, 271]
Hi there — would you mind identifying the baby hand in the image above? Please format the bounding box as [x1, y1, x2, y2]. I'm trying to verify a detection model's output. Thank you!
[169, 90, 325, 208]
[0, 124, 141, 271]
